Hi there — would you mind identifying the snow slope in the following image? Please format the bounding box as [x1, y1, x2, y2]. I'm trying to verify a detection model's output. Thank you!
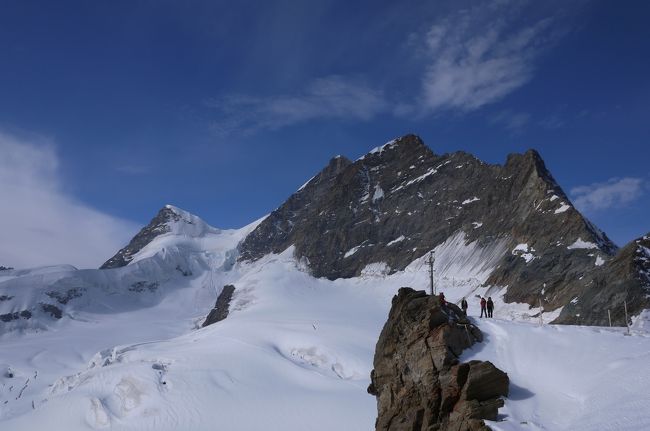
[1, 212, 649, 430]
[464, 320, 650, 431]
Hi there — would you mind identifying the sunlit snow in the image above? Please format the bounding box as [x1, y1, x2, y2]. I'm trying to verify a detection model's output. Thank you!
[1, 211, 649, 431]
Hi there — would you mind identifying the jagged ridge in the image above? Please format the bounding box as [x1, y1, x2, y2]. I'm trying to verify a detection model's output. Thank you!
[238, 134, 620, 319]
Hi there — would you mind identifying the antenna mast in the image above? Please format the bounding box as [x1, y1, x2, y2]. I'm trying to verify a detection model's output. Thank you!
[427, 252, 435, 295]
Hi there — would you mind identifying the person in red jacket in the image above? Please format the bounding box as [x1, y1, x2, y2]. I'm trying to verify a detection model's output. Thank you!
[480, 297, 487, 318]
[438, 292, 446, 306]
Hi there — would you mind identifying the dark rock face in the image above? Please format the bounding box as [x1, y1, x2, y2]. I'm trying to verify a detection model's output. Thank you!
[202, 284, 236, 327]
[40, 303, 63, 319]
[100, 206, 183, 269]
[46, 288, 84, 304]
[0, 304, 62, 322]
[238, 134, 617, 315]
[0, 266, 13, 271]
[556, 233, 650, 325]
[369, 288, 508, 431]
[128, 281, 159, 293]
[239, 155, 352, 264]
[0, 310, 32, 322]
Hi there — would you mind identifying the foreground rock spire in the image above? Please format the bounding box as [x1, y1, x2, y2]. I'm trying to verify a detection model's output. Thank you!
[368, 288, 509, 430]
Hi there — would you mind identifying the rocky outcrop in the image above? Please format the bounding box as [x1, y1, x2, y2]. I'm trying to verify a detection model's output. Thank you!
[202, 285, 236, 327]
[100, 206, 183, 269]
[556, 233, 650, 325]
[238, 134, 618, 318]
[368, 288, 508, 431]
[0, 310, 32, 322]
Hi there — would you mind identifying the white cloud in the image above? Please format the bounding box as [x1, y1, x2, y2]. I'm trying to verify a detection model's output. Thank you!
[571, 177, 646, 212]
[0, 131, 139, 269]
[206, 2, 573, 134]
[208, 75, 389, 134]
[419, 2, 559, 113]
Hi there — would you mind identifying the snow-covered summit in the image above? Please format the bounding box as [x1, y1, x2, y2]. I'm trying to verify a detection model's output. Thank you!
[161, 204, 220, 237]
[100, 205, 220, 269]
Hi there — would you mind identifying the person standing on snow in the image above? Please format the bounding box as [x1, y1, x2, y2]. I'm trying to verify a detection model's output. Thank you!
[480, 297, 487, 318]
[461, 297, 468, 315]
[487, 297, 494, 318]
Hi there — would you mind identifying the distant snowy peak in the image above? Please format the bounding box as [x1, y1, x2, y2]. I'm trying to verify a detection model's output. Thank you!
[161, 205, 220, 237]
[100, 205, 219, 269]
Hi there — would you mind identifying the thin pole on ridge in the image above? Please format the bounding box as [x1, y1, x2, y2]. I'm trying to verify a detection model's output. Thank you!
[608, 309, 612, 327]
[427, 252, 435, 296]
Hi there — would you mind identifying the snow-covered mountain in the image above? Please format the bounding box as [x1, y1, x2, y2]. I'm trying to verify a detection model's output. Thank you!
[1, 135, 649, 430]
[100, 205, 225, 270]
[0, 205, 260, 334]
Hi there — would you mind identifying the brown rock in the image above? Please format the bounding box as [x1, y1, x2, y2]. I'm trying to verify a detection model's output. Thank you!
[369, 287, 510, 431]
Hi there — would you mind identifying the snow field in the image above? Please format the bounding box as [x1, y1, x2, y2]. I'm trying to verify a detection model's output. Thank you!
[1, 216, 649, 430]
[465, 319, 650, 431]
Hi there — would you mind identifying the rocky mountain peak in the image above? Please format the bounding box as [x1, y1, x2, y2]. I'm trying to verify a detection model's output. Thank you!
[298, 155, 352, 195]
[238, 134, 624, 321]
[361, 134, 433, 162]
[504, 148, 561, 197]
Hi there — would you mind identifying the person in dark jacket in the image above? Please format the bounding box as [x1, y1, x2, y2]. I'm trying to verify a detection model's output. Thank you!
[487, 297, 494, 318]
[480, 297, 487, 318]
[438, 292, 446, 306]
[461, 297, 468, 315]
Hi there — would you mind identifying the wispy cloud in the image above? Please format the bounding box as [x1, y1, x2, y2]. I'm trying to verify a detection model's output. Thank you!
[571, 177, 646, 212]
[207, 75, 389, 135]
[0, 131, 139, 269]
[538, 115, 565, 130]
[489, 110, 531, 134]
[417, 2, 563, 114]
[207, 2, 572, 135]
[489, 110, 568, 134]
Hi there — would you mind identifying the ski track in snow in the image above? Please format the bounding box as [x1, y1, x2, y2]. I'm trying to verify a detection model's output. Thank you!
[1, 220, 649, 430]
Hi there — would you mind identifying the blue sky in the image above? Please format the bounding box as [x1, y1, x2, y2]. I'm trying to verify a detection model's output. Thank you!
[1, 0, 649, 268]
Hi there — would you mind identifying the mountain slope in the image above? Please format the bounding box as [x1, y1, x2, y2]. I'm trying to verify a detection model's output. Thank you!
[556, 233, 650, 325]
[3, 245, 649, 431]
[238, 134, 619, 319]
